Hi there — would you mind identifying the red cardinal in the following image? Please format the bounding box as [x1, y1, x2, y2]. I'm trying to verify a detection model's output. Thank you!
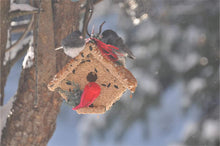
[88, 38, 124, 61]
[72, 82, 101, 110]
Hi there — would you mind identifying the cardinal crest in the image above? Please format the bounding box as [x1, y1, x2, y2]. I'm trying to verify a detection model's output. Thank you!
[48, 42, 137, 114]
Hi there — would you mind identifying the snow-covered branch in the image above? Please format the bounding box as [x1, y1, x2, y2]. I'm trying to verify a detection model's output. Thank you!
[0, 97, 15, 143]
[4, 35, 32, 66]
[4, 14, 34, 66]
[10, 3, 37, 12]
[9, 3, 38, 20]
[22, 41, 34, 69]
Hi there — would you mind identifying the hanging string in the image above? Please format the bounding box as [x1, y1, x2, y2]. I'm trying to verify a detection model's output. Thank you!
[33, 0, 42, 108]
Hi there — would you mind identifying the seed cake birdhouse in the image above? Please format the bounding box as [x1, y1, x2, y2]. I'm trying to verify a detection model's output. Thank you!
[48, 42, 137, 114]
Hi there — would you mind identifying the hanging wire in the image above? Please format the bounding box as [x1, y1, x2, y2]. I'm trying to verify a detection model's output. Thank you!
[82, 0, 94, 38]
[33, 0, 42, 108]
[86, 0, 94, 37]
[97, 21, 105, 37]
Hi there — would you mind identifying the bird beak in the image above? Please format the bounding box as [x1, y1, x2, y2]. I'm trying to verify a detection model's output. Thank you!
[55, 46, 63, 50]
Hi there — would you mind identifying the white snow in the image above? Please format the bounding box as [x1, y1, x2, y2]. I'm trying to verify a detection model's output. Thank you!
[11, 20, 30, 27]
[168, 53, 199, 73]
[187, 78, 206, 95]
[182, 121, 198, 141]
[22, 45, 34, 69]
[161, 25, 181, 53]
[22, 36, 34, 69]
[0, 97, 15, 143]
[132, 45, 149, 59]
[6, 29, 11, 49]
[10, 3, 38, 12]
[169, 143, 186, 146]
[4, 35, 32, 66]
[202, 119, 220, 142]
[134, 21, 159, 42]
[132, 68, 160, 95]
[183, 26, 202, 46]
[181, 78, 206, 108]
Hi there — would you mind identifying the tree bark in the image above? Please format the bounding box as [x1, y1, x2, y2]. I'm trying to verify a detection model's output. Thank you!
[1, 0, 81, 145]
[0, 0, 10, 105]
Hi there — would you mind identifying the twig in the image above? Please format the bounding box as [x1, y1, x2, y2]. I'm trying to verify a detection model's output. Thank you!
[82, 0, 93, 38]
[9, 10, 38, 20]
[97, 21, 105, 36]
[11, 24, 29, 33]
[5, 44, 29, 71]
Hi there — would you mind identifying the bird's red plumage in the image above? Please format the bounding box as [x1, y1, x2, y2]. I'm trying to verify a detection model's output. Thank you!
[72, 82, 101, 110]
[89, 38, 124, 61]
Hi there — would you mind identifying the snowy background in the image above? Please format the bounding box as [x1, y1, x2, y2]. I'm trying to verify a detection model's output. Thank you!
[3, 0, 219, 146]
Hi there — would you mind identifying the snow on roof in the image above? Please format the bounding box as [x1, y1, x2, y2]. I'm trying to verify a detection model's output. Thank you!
[10, 3, 38, 12]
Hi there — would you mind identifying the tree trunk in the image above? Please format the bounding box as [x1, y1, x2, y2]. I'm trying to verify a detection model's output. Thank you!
[1, 1, 80, 145]
[0, 0, 10, 105]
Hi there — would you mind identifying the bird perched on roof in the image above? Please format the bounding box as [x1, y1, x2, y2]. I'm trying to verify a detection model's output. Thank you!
[55, 30, 85, 58]
[100, 29, 136, 65]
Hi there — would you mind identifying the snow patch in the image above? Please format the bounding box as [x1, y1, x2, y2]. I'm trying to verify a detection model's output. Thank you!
[22, 40, 34, 69]
[187, 78, 206, 95]
[169, 143, 186, 146]
[134, 21, 159, 42]
[132, 68, 160, 95]
[10, 3, 38, 12]
[183, 26, 202, 46]
[0, 97, 16, 143]
[182, 121, 198, 141]
[6, 29, 11, 49]
[161, 25, 181, 53]
[4, 35, 32, 66]
[202, 119, 220, 141]
[11, 20, 30, 27]
[132, 45, 148, 59]
[168, 53, 199, 73]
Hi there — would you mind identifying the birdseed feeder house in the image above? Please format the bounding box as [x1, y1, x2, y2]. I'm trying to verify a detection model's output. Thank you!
[48, 42, 137, 114]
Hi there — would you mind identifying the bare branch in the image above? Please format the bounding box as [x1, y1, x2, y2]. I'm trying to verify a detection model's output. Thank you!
[0, 0, 10, 105]
[6, 15, 34, 53]
[9, 10, 38, 20]
[0, 44, 29, 105]
[82, 0, 94, 38]
[11, 24, 29, 33]
[97, 21, 105, 36]
[5, 44, 29, 70]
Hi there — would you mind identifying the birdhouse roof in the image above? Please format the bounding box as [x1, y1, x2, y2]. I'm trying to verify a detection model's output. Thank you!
[48, 42, 137, 92]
